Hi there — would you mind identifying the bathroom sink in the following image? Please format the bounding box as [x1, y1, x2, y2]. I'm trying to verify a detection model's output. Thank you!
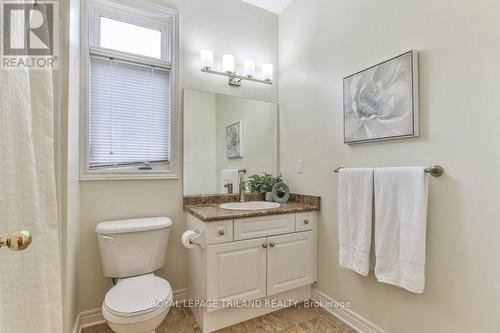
[219, 201, 280, 211]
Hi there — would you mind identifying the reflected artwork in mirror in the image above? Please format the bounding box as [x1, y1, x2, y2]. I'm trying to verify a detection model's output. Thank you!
[183, 89, 278, 196]
[226, 121, 243, 158]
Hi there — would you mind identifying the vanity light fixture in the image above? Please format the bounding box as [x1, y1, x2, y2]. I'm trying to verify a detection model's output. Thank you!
[200, 49, 273, 87]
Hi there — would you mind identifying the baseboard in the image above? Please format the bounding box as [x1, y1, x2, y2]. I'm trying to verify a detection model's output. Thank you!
[72, 287, 189, 333]
[173, 287, 189, 302]
[311, 288, 387, 333]
[72, 308, 106, 333]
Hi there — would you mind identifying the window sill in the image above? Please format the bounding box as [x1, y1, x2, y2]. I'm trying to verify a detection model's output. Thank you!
[79, 172, 180, 181]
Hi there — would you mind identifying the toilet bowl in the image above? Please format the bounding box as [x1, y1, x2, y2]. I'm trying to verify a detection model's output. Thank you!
[102, 274, 173, 333]
[95, 217, 174, 333]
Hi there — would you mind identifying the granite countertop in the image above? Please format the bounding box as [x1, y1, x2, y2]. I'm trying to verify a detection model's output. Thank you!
[183, 193, 320, 222]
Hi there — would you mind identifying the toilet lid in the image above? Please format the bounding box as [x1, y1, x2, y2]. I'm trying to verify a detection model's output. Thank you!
[104, 274, 172, 315]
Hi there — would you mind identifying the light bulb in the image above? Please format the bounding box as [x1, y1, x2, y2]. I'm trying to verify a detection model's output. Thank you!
[200, 49, 213, 70]
[244, 60, 256, 78]
[263, 64, 273, 82]
[222, 54, 235, 74]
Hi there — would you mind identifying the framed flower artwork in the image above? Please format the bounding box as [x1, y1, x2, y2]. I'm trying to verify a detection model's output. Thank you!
[343, 50, 419, 144]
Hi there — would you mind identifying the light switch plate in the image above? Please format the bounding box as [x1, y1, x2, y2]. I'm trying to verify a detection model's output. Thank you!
[297, 159, 303, 173]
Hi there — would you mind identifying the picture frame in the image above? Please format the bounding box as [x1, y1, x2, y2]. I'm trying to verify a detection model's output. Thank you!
[226, 121, 243, 158]
[343, 50, 419, 144]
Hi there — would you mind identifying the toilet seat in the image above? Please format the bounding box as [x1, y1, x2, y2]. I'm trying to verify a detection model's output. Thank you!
[102, 274, 172, 325]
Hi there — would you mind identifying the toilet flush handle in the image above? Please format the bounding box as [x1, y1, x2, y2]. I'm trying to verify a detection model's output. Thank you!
[101, 235, 114, 242]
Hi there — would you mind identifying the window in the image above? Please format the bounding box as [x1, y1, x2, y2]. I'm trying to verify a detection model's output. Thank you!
[82, 1, 178, 179]
[89, 57, 170, 169]
[99, 17, 162, 59]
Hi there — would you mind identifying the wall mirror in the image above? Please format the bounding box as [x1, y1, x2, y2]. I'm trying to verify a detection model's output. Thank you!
[183, 89, 278, 195]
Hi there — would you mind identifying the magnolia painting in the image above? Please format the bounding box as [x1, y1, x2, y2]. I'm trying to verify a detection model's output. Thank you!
[343, 51, 419, 144]
[226, 121, 243, 158]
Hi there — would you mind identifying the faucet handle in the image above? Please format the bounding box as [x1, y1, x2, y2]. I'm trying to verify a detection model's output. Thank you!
[224, 181, 234, 194]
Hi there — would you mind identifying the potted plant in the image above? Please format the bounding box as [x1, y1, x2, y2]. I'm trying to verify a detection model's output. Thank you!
[248, 173, 285, 201]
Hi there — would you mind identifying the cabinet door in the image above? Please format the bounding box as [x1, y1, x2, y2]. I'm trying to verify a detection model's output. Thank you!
[207, 237, 267, 305]
[267, 231, 314, 296]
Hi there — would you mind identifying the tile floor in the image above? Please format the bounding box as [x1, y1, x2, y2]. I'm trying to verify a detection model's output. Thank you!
[82, 301, 357, 333]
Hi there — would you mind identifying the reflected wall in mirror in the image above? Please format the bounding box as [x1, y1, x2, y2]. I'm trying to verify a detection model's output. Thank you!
[183, 89, 278, 195]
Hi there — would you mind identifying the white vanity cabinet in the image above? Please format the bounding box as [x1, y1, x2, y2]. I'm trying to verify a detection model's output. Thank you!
[186, 211, 317, 333]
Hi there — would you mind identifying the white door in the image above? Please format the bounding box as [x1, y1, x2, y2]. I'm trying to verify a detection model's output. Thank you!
[207, 237, 267, 305]
[267, 231, 314, 296]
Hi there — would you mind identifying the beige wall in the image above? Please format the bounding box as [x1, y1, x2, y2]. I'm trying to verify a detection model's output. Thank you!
[279, 0, 500, 332]
[78, 0, 278, 312]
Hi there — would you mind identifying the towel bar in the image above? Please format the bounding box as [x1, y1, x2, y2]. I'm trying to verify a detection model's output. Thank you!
[333, 165, 444, 177]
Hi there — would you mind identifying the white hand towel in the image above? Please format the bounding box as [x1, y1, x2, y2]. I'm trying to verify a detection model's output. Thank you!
[374, 167, 429, 293]
[338, 168, 374, 276]
[220, 169, 239, 192]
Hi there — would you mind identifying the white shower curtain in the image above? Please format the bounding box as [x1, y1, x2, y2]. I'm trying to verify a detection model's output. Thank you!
[0, 6, 63, 333]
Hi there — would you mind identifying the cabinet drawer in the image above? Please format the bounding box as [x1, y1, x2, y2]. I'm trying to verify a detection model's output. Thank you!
[295, 212, 315, 231]
[206, 220, 233, 245]
[234, 214, 295, 240]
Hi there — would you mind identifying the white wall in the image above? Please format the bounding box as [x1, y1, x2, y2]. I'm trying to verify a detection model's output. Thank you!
[78, 0, 278, 312]
[183, 90, 217, 195]
[279, 0, 500, 332]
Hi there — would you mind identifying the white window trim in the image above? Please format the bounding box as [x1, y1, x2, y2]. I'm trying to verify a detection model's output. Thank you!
[80, 0, 180, 180]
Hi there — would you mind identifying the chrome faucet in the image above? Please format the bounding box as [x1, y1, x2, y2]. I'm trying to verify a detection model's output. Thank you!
[238, 169, 247, 202]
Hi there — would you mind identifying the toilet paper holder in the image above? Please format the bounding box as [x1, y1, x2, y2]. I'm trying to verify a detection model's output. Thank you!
[188, 229, 203, 246]
[182, 229, 207, 248]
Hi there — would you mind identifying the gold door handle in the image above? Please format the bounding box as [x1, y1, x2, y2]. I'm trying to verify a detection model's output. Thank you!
[0, 231, 32, 251]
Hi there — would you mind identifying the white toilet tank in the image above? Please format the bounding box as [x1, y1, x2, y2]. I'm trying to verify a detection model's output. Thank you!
[95, 217, 172, 278]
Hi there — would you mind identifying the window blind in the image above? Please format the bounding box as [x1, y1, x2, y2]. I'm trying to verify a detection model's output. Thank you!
[89, 55, 170, 169]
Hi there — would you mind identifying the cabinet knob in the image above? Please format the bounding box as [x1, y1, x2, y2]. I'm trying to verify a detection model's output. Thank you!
[304, 219, 310, 225]
[218, 229, 225, 236]
[262, 243, 268, 248]
[269, 242, 275, 247]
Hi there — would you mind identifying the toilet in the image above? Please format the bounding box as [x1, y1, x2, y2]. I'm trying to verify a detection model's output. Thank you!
[95, 217, 173, 333]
